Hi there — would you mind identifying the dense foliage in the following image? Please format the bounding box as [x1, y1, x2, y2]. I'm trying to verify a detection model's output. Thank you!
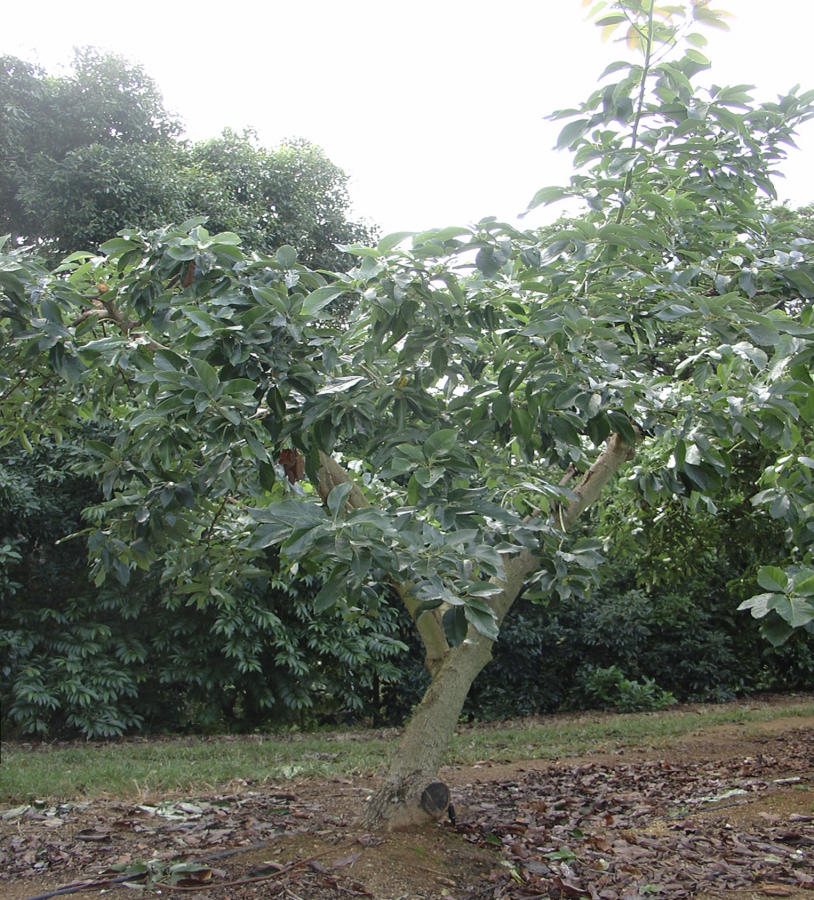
[0, 50, 375, 269]
[0, 435, 407, 738]
[0, 46, 382, 739]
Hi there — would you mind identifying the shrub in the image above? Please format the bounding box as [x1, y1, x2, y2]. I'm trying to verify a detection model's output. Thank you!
[570, 665, 676, 713]
[460, 570, 813, 721]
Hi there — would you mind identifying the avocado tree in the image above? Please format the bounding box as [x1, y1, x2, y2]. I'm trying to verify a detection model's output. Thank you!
[2, 0, 814, 828]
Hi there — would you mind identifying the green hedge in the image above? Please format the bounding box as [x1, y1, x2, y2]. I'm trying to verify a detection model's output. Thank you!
[0, 436, 406, 737]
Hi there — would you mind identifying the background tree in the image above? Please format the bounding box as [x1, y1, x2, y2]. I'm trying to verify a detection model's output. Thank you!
[0, 50, 183, 255]
[186, 131, 377, 271]
[0, 48, 380, 737]
[2, 0, 814, 829]
[0, 50, 375, 269]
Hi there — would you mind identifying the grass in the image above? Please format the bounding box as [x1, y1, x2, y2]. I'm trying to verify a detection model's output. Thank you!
[448, 697, 814, 763]
[1, 695, 812, 805]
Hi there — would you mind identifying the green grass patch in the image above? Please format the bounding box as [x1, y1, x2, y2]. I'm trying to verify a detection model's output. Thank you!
[1, 697, 811, 805]
[448, 698, 814, 764]
[0, 734, 392, 804]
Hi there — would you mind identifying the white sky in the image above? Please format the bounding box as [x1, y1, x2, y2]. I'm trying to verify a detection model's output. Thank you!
[3, 1, 814, 236]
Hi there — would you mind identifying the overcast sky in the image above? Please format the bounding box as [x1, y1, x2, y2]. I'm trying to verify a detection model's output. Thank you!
[4, 1, 814, 235]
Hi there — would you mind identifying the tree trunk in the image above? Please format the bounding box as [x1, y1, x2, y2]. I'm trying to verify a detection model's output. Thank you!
[359, 628, 494, 830]
[359, 550, 537, 831]
[318, 435, 635, 831]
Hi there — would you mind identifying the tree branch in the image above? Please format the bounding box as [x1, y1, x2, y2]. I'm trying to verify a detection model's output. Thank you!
[494, 435, 635, 625]
[316, 451, 372, 511]
[72, 301, 168, 351]
[556, 433, 636, 532]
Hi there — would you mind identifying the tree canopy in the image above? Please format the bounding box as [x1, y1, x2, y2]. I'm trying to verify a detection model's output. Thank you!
[2, 0, 814, 827]
[0, 49, 375, 268]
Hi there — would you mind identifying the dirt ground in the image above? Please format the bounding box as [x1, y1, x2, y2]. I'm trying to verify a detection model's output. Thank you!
[1, 697, 812, 900]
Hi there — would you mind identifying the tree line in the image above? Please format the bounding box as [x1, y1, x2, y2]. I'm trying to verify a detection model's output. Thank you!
[0, 48, 375, 268]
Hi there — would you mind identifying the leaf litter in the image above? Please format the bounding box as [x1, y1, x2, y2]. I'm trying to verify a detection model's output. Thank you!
[0, 709, 812, 900]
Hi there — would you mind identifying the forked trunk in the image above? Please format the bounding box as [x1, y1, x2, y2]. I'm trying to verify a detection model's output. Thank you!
[360, 550, 537, 831]
[319, 436, 635, 831]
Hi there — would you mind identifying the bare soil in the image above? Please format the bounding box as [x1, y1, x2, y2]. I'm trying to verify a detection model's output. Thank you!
[1, 697, 812, 900]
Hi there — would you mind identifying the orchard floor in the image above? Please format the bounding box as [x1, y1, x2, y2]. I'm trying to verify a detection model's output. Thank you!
[1, 697, 813, 900]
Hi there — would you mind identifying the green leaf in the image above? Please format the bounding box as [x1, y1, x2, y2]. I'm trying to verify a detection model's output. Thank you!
[415, 598, 444, 617]
[744, 323, 780, 347]
[498, 363, 516, 395]
[267, 387, 286, 420]
[655, 304, 694, 321]
[685, 48, 710, 66]
[522, 186, 569, 216]
[300, 285, 345, 317]
[346, 509, 392, 529]
[445, 529, 480, 548]
[276, 245, 298, 268]
[760, 616, 795, 647]
[210, 232, 242, 245]
[327, 482, 354, 517]
[738, 592, 781, 619]
[414, 466, 446, 488]
[318, 375, 367, 395]
[413, 226, 472, 244]
[510, 407, 534, 444]
[556, 118, 592, 150]
[86, 440, 114, 458]
[248, 500, 327, 529]
[313, 576, 346, 613]
[258, 461, 276, 491]
[396, 443, 425, 462]
[166, 245, 197, 262]
[184, 308, 216, 335]
[250, 284, 288, 314]
[244, 431, 268, 463]
[464, 601, 499, 641]
[442, 606, 468, 647]
[757, 566, 789, 592]
[769, 493, 791, 519]
[99, 237, 138, 255]
[607, 411, 637, 446]
[587, 413, 610, 446]
[476, 245, 510, 277]
[153, 349, 186, 371]
[772, 595, 814, 628]
[595, 14, 627, 26]
[493, 394, 511, 425]
[598, 60, 632, 79]
[378, 232, 416, 254]
[686, 32, 708, 48]
[423, 429, 458, 458]
[190, 357, 220, 395]
[792, 573, 814, 597]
